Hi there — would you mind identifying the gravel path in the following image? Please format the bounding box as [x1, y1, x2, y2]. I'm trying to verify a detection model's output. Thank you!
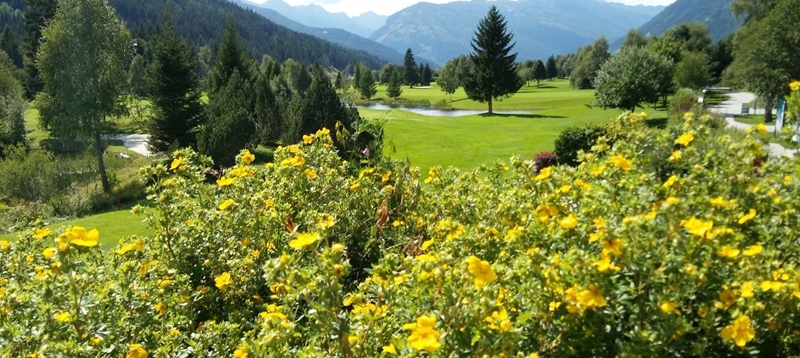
[106, 134, 151, 157]
[708, 90, 795, 158]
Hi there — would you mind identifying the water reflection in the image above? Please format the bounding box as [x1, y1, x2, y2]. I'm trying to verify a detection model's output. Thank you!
[357, 103, 532, 117]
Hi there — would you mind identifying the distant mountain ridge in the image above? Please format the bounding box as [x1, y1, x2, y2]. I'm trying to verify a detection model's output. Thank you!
[232, 0, 437, 65]
[635, 0, 741, 41]
[369, 0, 664, 65]
[242, 0, 387, 38]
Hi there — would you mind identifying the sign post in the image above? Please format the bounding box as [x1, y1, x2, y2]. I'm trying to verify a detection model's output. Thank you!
[776, 99, 786, 134]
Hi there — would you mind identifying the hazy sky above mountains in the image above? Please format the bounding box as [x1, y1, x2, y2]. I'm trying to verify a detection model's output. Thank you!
[251, 0, 676, 16]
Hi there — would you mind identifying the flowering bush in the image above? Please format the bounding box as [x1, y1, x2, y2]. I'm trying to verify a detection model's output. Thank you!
[533, 151, 558, 173]
[3, 114, 800, 357]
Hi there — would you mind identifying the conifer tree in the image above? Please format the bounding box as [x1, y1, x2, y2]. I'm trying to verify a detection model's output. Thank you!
[545, 55, 558, 80]
[212, 19, 250, 93]
[353, 64, 362, 92]
[358, 64, 377, 99]
[253, 73, 282, 145]
[0, 26, 23, 69]
[296, 66, 354, 142]
[386, 68, 403, 99]
[533, 59, 546, 87]
[420, 64, 433, 86]
[22, 0, 57, 97]
[402, 48, 418, 87]
[147, 21, 205, 153]
[462, 5, 522, 114]
[128, 54, 147, 97]
[199, 70, 256, 167]
[334, 71, 343, 92]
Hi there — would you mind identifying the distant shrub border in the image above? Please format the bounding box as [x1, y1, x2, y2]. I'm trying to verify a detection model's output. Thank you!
[3, 112, 800, 357]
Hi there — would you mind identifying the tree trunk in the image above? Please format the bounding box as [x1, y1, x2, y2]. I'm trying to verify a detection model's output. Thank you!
[764, 96, 774, 123]
[93, 132, 111, 193]
[488, 98, 493, 115]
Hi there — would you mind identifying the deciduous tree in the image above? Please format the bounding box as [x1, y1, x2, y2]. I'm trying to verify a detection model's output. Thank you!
[673, 51, 711, 90]
[593, 47, 673, 112]
[462, 6, 522, 114]
[436, 60, 459, 101]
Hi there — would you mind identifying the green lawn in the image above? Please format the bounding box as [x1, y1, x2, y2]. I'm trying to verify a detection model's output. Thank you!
[0, 208, 154, 249]
[734, 115, 764, 126]
[360, 79, 659, 170]
[705, 92, 731, 107]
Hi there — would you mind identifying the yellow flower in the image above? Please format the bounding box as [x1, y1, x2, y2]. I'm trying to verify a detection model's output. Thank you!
[421, 238, 435, 250]
[716, 245, 740, 259]
[741, 281, 755, 298]
[305, 168, 318, 180]
[381, 343, 397, 354]
[591, 165, 606, 176]
[756, 123, 767, 135]
[66, 226, 100, 247]
[403, 316, 441, 353]
[170, 158, 186, 172]
[738, 209, 756, 224]
[556, 185, 571, 194]
[666, 197, 680, 205]
[303, 135, 314, 144]
[233, 347, 248, 358]
[54, 311, 71, 322]
[316, 127, 330, 136]
[577, 284, 606, 308]
[0, 240, 10, 252]
[90, 337, 103, 345]
[549, 301, 562, 312]
[663, 175, 677, 188]
[594, 255, 621, 273]
[467, 255, 496, 289]
[536, 204, 559, 221]
[42, 247, 58, 260]
[760, 281, 784, 292]
[609, 155, 632, 171]
[721, 315, 755, 347]
[240, 150, 255, 165]
[215, 272, 232, 291]
[559, 214, 578, 229]
[660, 301, 679, 314]
[484, 307, 512, 332]
[742, 243, 763, 256]
[33, 228, 51, 239]
[682, 217, 713, 237]
[280, 156, 306, 167]
[675, 133, 695, 146]
[216, 177, 235, 187]
[127, 344, 148, 358]
[719, 287, 737, 308]
[382, 171, 392, 184]
[117, 240, 144, 255]
[683, 112, 694, 121]
[534, 166, 552, 181]
[669, 150, 682, 161]
[218, 199, 235, 211]
[155, 302, 166, 315]
[289, 232, 320, 249]
[698, 307, 708, 317]
[709, 196, 731, 209]
[790, 81, 800, 91]
[602, 239, 624, 257]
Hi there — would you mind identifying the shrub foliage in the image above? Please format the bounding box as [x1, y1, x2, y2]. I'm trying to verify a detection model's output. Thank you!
[2, 113, 800, 357]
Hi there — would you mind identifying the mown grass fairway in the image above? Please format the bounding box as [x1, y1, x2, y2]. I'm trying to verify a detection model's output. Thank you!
[359, 79, 654, 170]
[0, 208, 154, 249]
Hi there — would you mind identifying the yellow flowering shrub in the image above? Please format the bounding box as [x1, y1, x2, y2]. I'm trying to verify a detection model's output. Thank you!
[3, 114, 800, 357]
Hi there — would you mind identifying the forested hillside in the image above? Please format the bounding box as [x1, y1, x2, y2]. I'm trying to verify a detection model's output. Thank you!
[635, 0, 741, 41]
[0, 0, 385, 69]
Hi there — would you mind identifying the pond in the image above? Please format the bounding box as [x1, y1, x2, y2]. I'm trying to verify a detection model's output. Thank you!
[357, 103, 532, 118]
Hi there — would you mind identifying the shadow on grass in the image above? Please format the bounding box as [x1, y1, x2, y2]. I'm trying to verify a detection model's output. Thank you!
[479, 113, 566, 119]
[643, 118, 669, 129]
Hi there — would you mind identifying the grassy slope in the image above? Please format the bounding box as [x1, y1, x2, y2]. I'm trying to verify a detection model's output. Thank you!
[0, 208, 154, 249]
[361, 80, 657, 170]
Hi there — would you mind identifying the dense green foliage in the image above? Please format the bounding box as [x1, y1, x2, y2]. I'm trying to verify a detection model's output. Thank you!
[554, 124, 609, 167]
[570, 37, 610, 90]
[594, 47, 674, 111]
[386, 68, 402, 100]
[0, 60, 24, 156]
[673, 50, 711, 90]
[21, 0, 56, 97]
[462, 6, 522, 114]
[146, 22, 205, 153]
[5, 111, 800, 356]
[402, 48, 418, 87]
[36, 0, 131, 192]
[0, 24, 21, 68]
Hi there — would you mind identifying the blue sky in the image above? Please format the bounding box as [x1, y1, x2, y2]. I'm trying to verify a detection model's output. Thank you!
[250, 0, 676, 17]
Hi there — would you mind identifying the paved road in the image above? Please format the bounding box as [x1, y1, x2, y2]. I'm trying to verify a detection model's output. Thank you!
[106, 134, 151, 157]
[708, 90, 795, 158]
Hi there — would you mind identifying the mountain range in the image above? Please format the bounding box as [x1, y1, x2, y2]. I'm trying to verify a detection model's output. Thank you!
[242, 0, 387, 38]
[368, 0, 664, 65]
[232, 0, 437, 66]
[635, 0, 741, 41]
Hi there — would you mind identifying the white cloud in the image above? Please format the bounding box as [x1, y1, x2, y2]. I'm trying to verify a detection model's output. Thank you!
[251, 0, 676, 17]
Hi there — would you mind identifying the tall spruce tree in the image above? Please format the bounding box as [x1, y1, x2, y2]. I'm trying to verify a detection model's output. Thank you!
[200, 69, 256, 167]
[128, 54, 147, 97]
[253, 73, 281, 145]
[22, 0, 57, 97]
[358, 64, 377, 99]
[212, 19, 251, 93]
[545, 55, 558, 80]
[402, 48, 418, 87]
[463, 6, 522, 114]
[421, 64, 433, 86]
[533, 59, 546, 87]
[146, 21, 205, 153]
[386, 68, 403, 99]
[296, 66, 354, 143]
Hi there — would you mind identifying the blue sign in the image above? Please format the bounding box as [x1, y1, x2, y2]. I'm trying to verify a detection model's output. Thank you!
[776, 100, 786, 132]
[742, 106, 750, 115]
